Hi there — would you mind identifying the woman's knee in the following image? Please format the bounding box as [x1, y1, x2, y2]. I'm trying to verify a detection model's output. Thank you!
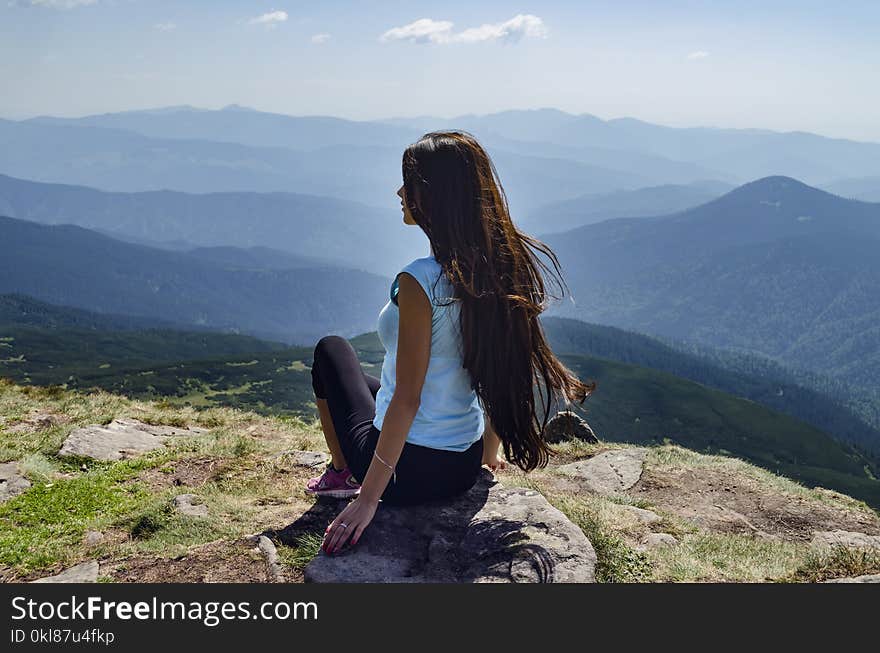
[313, 335, 348, 364]
[311, 335, 351, 397]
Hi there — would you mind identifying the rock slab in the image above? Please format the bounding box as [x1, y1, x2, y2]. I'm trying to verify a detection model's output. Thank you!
[0, 461, 30, 503]
[31, 560, 99, 584]
[825, 574, 880, 583]
[304, 472, 597, 583]
[557, 448, 648, 495]
[277, 450, 330, 468]
[810, 530, 880, 550]
[59, 418, 207, 461]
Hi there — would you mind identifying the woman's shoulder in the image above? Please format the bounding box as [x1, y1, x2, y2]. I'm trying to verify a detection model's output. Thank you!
[398, 256, 450, 303]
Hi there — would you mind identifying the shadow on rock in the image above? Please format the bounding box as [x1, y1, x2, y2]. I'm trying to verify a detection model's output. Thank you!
[291, 470, 597, 583]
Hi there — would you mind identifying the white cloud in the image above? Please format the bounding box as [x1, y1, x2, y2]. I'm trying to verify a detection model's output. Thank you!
[381, 14, 547, 45]
[311, 33, 331, 44]
[380, 18, 454, 44]
[687, 50, 710, 60]
[455, 14, 548, 43]
[154, 22, 177, 32]
[249, 10, 288, 28]
[22, 0, 97, 8]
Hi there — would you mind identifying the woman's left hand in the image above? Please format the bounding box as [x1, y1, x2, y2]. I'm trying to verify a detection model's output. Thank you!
[322, 496, 378, 554]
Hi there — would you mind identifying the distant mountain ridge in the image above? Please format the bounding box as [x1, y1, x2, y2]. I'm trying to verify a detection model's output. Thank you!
[522, 180, 733, 233]
[543, 176, 880, 389]
[0, 215, 390, 344]
[0, 173, 423, 276]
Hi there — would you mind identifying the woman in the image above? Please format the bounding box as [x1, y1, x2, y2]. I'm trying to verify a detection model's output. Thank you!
[308, 131, 594, 555]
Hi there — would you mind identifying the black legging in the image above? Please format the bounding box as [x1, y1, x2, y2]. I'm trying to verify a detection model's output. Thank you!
[311, 335, 483, 506]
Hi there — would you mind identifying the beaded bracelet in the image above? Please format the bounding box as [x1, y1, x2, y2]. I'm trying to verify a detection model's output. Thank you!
[373, 451, 396, 484]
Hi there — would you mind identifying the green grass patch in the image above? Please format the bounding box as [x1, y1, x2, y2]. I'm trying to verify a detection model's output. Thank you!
[0, 461, 153, 571]
[787, 546, 880, 583]
[549, 493, 652, 583]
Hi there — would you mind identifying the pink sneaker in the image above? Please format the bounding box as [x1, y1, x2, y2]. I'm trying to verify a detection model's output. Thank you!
[306, 463, 361, 498]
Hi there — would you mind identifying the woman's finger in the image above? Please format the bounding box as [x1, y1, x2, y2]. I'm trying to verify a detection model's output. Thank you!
[351, 522, 367, 546]
[329, 516, 355, 553]
[329, 521, 353, 553]
[324, 522, 345, 553]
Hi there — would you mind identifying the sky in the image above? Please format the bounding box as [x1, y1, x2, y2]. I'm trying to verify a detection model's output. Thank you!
[1, 0, 879, 142]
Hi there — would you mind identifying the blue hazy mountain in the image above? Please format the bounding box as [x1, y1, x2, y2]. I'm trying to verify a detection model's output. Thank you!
[521, 180, 733, 234]
[0, 173, 425, 276]
[542, 176, 880, 389]
[0, 215, 390, 344]
[1, 116, 655, 213]
[388, 108, 880, 185]
[824, 176, 880, 202]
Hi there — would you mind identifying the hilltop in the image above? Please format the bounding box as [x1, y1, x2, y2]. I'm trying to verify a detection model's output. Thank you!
[1, 380, 878, 583]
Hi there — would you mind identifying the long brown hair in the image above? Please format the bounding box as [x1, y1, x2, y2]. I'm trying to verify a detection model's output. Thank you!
[402, 130, 595, 471]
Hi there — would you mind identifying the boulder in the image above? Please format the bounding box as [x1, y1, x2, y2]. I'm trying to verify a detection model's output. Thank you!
[59, 418, 207, 461]
[31, 560, 99, 583]
[619, 505, 662, 525]
[0, 461, 30, 503]
[637, 533, 678, 551]
[544, 411, 599, 444]
[557, 448, 648, 495]
[304, 472, 596, 583]
[810, 530, 880, 550]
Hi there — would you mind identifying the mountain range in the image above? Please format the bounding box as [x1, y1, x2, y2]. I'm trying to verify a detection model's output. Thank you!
[0, 215, 389, 344]
[542, 176, 880, 389]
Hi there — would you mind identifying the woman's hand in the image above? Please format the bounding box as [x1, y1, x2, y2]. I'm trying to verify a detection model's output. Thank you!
[482, 450, 507, 472]
[322, 496, 378, 555]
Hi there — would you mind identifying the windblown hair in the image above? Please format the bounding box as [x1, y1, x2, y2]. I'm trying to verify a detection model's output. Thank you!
[402, 130, 596, 472]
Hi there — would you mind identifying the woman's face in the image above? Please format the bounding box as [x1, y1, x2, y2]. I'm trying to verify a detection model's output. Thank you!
[397, 185, 417, 226]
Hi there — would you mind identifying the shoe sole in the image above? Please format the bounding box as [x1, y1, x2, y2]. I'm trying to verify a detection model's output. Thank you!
[305, 487, 361, 498]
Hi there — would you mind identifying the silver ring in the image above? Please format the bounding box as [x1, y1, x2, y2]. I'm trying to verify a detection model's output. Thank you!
[339, 523, 348, 529]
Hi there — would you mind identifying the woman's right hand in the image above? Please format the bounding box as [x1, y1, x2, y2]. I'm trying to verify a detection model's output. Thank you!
[482, 451, 506, 472]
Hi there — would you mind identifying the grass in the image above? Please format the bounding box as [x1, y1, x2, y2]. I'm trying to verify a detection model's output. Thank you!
[0, 378, 325, 576]
[787, 546, 880, 583]
[275, 532, 324, 574]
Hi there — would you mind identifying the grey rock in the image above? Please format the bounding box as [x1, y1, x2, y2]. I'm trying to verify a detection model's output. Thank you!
[173, 493, 209, 518]
[31, 560, 99, 583]
[83, 530, 105, 547]
[810, 530, 880, 550]
[59, 418, 207, 461]
[304, 472, 596, 583]
[544, 411, 599, 444]
[557, 448, 648, 495]
[277, 450, 330, 468]
[620, 505, 662, 525]
[251, 535, 284, 583]
[637, 533, 678, 551]
[0, 461, 30, 503]
[825, 574, 880, 583]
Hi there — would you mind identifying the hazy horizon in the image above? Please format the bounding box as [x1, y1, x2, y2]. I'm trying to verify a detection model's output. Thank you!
[2, 1, 879, 142]
[4, 103, 880, 147]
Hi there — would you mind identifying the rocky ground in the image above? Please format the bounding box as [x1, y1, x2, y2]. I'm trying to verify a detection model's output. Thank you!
[2, 379, 879, 583]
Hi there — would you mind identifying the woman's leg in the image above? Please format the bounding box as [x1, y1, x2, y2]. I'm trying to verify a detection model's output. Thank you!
[311, 336, 379, 477]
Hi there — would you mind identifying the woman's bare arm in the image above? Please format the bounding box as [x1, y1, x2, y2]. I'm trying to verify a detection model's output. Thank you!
[322, 272, 431, 553]
[482, 414, 506, 471]
[359, 272, 431, 502]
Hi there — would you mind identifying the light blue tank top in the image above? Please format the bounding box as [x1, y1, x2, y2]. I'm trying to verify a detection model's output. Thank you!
[372, 255, 485, 452]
